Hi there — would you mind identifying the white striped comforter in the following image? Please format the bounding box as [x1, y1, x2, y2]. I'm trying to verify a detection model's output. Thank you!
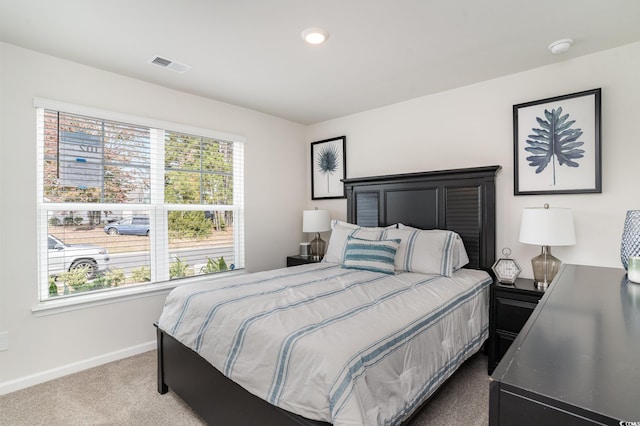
[157, 262, 491, 426]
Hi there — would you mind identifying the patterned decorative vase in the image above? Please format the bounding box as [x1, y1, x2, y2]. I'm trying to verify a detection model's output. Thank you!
[621, 210, 640, 270]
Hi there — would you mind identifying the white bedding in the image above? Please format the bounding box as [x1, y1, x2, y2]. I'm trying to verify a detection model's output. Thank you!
[157, 262, 491, 426]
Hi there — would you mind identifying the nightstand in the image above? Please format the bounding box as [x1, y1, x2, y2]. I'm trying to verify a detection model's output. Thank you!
[286, 255, 321, 267]
[488, 278, 545, 374]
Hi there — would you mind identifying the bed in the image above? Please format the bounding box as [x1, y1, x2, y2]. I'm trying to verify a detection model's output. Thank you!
[156, 165, 501, 425]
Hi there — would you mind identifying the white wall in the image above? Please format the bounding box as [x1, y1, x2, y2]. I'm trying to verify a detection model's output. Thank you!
[306, 41, 640, 278]
[3, 38, 640, 393]
[0, 42, 4, 362]
[0, 42, 306, 390]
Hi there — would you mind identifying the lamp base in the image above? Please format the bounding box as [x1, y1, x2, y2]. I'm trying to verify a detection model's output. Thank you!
[310, 233, 326, 261]
[531, 246, 562, 289]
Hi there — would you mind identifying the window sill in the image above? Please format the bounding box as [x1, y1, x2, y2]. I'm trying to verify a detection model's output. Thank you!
[31, 270, 246, 317]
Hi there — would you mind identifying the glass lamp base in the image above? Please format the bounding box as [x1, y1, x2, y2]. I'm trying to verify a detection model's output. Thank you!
[310, 233, 326, 261]
[531, 246, 561, 289]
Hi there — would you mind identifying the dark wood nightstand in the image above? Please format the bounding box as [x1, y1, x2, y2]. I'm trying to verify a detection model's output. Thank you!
[488, 278, 545, 374]
[286, 255, 322, 267]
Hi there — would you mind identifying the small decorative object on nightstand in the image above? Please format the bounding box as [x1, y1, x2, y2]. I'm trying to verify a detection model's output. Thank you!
[286, 255, 321, 267]
[488, 278, 545, 374]
[492, 248, 521, 284]
[299, 242, 311, 257]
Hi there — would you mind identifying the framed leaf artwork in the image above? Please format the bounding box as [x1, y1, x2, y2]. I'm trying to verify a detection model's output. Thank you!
[513, 88, 601, 195]
[311, 136, 346, 200]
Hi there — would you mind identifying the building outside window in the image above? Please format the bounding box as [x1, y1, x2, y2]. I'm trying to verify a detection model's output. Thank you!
[36, 100, 244, 301]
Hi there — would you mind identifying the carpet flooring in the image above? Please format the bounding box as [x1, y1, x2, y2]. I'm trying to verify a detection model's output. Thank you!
[0, 350, 489, 425]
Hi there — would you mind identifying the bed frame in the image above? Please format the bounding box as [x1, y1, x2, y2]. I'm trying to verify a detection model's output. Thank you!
[156, 165, 501, 425]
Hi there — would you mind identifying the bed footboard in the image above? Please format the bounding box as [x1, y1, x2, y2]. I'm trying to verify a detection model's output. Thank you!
[156, 324, 169, 395]
[155, 324, 329, 426]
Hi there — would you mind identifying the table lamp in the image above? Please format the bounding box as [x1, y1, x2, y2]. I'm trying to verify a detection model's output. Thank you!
[519, 204, 576, 289]
[303, 209, 331, 260]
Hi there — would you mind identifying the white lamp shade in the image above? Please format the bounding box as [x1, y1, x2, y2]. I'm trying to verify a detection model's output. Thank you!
[519, 207, 576, 246]
[303, 209, 331, 233]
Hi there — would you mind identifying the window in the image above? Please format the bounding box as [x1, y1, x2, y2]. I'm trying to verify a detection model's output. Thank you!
[36, 100, 244, 301]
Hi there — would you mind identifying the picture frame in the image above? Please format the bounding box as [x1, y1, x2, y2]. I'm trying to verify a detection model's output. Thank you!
[311, 136, 346, 200]
[513, 88, 601, 195]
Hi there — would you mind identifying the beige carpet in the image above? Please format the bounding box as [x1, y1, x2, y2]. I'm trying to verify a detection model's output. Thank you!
[0, 350, 489, 425]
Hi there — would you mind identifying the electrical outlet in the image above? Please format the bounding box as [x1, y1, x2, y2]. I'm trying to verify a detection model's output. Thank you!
[0, 331, 8, 352]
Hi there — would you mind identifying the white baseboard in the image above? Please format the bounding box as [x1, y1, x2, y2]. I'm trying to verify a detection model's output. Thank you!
[0, 340, 156, 395]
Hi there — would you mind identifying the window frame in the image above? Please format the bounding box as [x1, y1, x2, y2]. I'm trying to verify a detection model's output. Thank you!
[34, 98, 245, 309]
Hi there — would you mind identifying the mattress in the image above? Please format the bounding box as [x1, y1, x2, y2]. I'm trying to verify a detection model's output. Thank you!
[157, 262, 491, 426]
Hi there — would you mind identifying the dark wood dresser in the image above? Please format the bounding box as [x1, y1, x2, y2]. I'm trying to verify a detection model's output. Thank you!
[489, 264, 640, 425]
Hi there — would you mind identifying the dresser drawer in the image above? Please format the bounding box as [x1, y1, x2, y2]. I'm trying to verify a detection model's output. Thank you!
[496, 386, 606, 426]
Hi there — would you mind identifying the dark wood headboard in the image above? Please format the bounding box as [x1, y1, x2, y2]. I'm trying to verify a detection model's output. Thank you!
[343, 165, 501, 272]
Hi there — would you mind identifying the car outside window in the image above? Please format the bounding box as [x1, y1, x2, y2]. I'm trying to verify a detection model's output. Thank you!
[104, 216, 150, 236]
[47, 234, 110, 280]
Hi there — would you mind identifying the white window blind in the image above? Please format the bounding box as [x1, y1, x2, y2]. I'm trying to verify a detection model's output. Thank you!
[36, 101, 244, 302]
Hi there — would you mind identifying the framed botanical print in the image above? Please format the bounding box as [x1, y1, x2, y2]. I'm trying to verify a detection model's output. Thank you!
[513, 88, 601, 195]
[311, 136, 346, 200]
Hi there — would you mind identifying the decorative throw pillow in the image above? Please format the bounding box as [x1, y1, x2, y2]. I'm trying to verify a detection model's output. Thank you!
[383, 228, 458, 276]
[397, 224, 469, 271]
[342, 236, 401, 275]
[323, 220, 396, 263]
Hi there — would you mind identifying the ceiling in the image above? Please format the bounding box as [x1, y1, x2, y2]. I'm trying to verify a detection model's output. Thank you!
[1, 1, 640, 125]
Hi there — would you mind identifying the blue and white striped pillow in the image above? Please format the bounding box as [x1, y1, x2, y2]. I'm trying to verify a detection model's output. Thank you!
[341, 236, 401, 275]
[398, 223, 469, 271]
[383, 228, 458, 276]
[323, 220, 396, 263]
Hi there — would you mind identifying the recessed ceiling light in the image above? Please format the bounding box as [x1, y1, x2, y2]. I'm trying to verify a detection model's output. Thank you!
[301, 28, 329, 45]
[548, 39, 573, 55]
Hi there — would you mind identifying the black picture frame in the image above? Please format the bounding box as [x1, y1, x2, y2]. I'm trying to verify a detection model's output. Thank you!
[513, 88, 601, 195]
[311, 136, 346, 200]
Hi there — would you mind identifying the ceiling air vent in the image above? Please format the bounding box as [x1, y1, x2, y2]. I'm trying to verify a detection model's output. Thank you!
[149, 55, 191, 73]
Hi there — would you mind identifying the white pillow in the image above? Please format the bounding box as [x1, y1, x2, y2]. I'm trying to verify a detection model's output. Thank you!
[342, 236, 401, 275]
[323, 220, 395, 263]
[383, 227, 459, 276]
[398, 223, 469, 270]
